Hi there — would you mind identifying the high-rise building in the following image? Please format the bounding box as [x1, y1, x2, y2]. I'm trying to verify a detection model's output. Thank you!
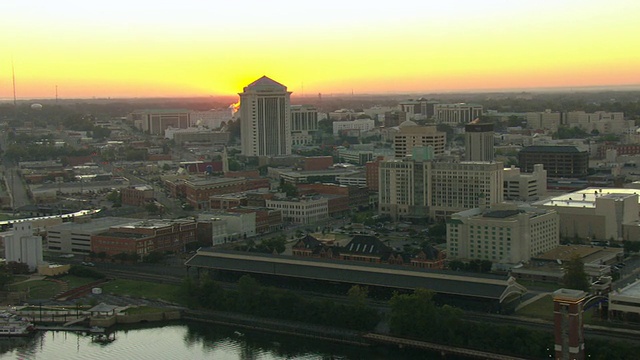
[290, 104, 318, 145]
[465, 122, 494, 161]
[240, 76, 292, 156]
[518, 146, 589, 178]
[393, 121, 446, 158]
[434, 103, 483, 124]
[378, 158, 504, 220]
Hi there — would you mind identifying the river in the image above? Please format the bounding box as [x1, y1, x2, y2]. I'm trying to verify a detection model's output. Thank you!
[0, 321, 467, 359]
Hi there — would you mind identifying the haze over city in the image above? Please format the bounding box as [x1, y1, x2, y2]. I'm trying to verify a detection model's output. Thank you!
[1, 0, 639, 99]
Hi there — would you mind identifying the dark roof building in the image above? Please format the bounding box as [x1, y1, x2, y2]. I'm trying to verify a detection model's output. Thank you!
[340, 235, 391, 263]
[518, 146, 589, 178]
[185, 249, 527, 309]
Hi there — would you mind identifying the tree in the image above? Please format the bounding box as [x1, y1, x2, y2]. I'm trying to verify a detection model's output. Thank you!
[624, 241, 640, 254]
[347, 285, 368, 307]
[278, 179, 298, 197]
[143, 251, 164, 264]
[563, 255, 590, 291]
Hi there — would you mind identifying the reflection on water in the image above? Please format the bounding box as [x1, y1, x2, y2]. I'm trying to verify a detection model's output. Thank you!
[0, 321, 460, 360]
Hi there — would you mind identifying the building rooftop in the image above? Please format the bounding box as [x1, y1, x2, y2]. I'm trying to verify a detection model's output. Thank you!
[483, 210, 522, 219]
[520, 145, 585, 153]
[535, 187, 640, 209]
[533, 245, 622, 264]
[47, 217, 139, 233]
[185, 249, 527, 303]
[614, 279, 640, 298]
[244, 76, 287, 91]
[131, 109, 190, 114]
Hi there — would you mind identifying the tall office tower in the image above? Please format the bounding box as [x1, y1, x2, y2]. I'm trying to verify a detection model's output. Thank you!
[465, 122, 494, 161]
[240, 76, 292, 156]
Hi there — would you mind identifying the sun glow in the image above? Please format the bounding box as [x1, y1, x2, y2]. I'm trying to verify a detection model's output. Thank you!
[1, 1, 638, 99]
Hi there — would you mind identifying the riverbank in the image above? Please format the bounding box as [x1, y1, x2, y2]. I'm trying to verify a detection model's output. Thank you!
[181, 309, 530, 360]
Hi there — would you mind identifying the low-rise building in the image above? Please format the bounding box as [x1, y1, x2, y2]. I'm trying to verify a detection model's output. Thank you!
[265, 196, 328, 224]
[610, 279, 640, 320]
[46, 217, 138, 255]
[91, 219, 197, 257]
[121, 185, 154, 206]
[332, 119, 375, 136]
[184, 176, 269, 210]
[447, 204, 559, 264]
[534, 188, 639, 241]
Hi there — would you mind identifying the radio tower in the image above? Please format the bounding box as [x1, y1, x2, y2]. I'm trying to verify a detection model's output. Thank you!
[12, 60, 17, 120]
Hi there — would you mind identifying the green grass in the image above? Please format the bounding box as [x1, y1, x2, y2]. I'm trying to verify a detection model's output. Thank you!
[517, 294, 554, 321]
[516, 294, 599, 324]
[62, 275, 100, 289]
[102, 279, 182, 303]
[123, 306, 167, 314]
[8, 280, 61, 299]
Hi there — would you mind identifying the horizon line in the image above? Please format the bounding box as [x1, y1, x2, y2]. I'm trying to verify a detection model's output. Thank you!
[2, 83, 640, 103]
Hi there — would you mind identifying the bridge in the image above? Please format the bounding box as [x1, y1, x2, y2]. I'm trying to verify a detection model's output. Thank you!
[363, 333, 528, 360]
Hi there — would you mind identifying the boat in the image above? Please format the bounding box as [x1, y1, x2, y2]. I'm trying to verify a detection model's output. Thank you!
[91, 333, 115, 344]
[89, 326, 105, 334]
[0, 312, 35, 337]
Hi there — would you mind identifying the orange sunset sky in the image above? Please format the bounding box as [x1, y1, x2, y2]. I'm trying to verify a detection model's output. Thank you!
[1, 0, 639, 99]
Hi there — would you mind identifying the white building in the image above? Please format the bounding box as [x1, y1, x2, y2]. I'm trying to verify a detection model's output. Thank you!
[447, 204, 559, 264]
[190, 109, 233, 130]
[434, 103, 483, 124]
[198, 212, 256, 244]
[266, 197, 328, 225]
[610, 279, 640, 319]
[1, 222, 44, 272]
[526, 110, 562, 132]
[240, 76, 292, 156]
[534, 188, 640, 241]
[503, 164, 547, 201]
[332, 119, 376, 136]
[46, 217, 140, 255]
[566, 111, 632, 135]
[129, 109, 191, 136]
[290, 105, 318, 146]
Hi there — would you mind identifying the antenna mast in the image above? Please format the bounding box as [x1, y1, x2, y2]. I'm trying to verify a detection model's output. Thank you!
[12, 60, 17, 120]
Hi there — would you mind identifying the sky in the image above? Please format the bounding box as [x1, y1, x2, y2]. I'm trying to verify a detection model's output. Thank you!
[0, 0, 639, 99]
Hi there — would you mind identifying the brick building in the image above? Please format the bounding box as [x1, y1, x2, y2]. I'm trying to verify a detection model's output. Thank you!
[184, 177, 270, 210]
[91, 219, 197, 257]
[121, 185, 154, 206]
[297, 183, 369, 211]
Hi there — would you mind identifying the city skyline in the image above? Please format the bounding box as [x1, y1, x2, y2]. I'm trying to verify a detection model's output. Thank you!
[1, 0, 639, 99]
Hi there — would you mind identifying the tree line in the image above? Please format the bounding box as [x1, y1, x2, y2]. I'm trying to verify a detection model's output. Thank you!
[180, 274, 379, 331]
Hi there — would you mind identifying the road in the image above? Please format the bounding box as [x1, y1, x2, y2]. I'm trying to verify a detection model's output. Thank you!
[4, 165, 32, 210]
